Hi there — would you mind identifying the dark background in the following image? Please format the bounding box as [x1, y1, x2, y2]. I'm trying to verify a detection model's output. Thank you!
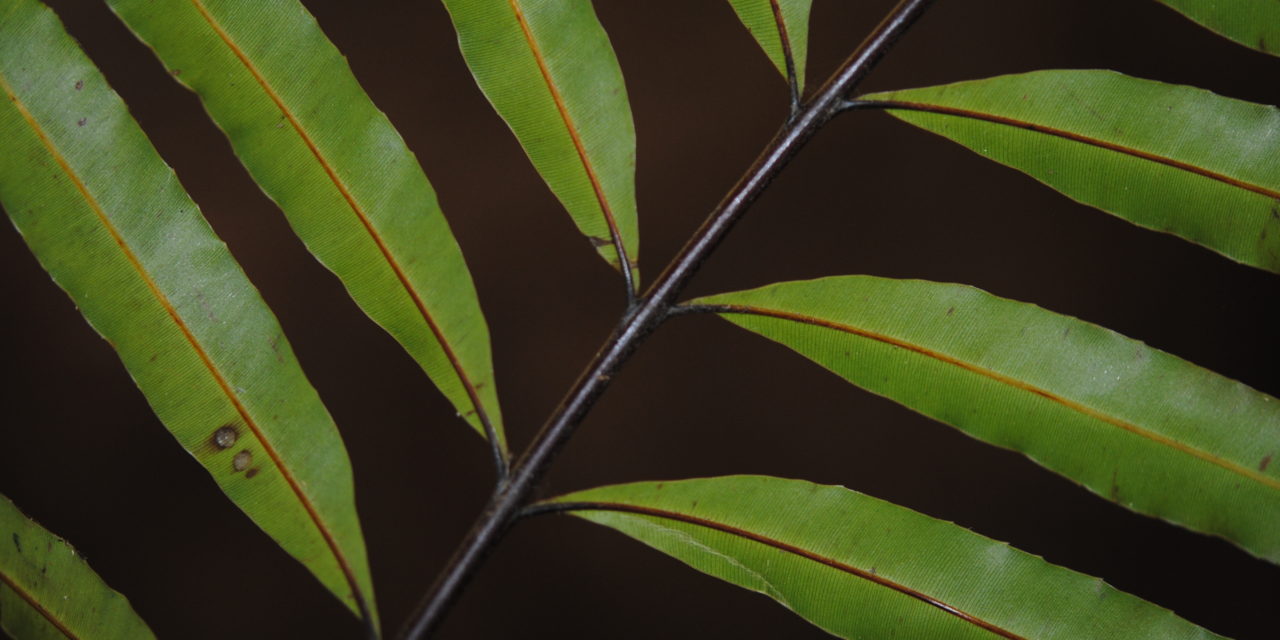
[3, 1, 1278, 638]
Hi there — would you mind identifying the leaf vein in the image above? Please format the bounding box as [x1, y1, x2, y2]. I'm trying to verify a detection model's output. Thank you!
[870, 99, 1280, 199]
[718, 304, 1280, 492]
[184, 0, 501, 456]
[563, 501, 1026, 639]
[0, 567, 80, 639]
[507, 0, 636, 290]
[2, 61, 371, 617]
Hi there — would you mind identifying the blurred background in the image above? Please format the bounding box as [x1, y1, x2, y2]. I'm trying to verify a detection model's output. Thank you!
[3, 1, 1278, 637]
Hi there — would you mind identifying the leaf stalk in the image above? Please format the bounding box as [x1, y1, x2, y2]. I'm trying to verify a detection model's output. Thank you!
[769, 0, 803, 119]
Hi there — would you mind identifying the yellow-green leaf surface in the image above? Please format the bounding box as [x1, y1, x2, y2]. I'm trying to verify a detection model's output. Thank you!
[0, 0, 376, 623]
[547, 476, 1224, 639]
[1, 494, 154, 640]
[107, 0, 504, 450]
[1157, 0, 1280, 57]
[692, 276, 1280, 562]
[861, 70, 1280, 272]
[727, 0, 812, 93]
[442, 0, 640, 289]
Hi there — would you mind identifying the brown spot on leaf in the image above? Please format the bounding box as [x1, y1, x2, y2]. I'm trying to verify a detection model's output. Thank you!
[73, 80, 83, 91]
[11, 533, 20, 553]
[76, 118, 86, 127]
[245, 468, 260, 479]
[1261, 455, 1273, 472]
[212, 425, 238, 450]
[233, 450, 252, 472]
[267, 333, 284, 362]
[169, 69, 182, 77]
[945, 307, 955, 316]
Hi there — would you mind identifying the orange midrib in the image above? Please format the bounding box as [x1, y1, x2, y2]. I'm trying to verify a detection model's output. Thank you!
[1, 66, 368, 612]
[0, 567, 81, 639]
[768, 0, 793, 74]
[187, 0, 499, 454]
[561, 501, 1027, 639]
[875, 99, 1280, 199]
[719, 304, 1280, 491]
[507, 0, 634, 275]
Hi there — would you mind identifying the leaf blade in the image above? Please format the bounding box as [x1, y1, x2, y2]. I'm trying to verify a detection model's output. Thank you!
[0, 0, 376, 622]
[861, 70, 1280, 273]
[727, 0, 813, 93]
[547, 476, 1225, 639]
[692, 276, 1280, 562]
[1157, 0, 1280, 57]
[442, 0, 640, 287]
[107, 0, 505, 450]
[0, 494, 156, 640]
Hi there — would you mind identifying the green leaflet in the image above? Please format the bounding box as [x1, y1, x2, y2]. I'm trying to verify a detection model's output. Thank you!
[547, 476, 1224, 639]
[691, 276, 1280, 563]
[727, 0, 813, 93]
[107, 0, 505, 451]
[860, 70, 1280, 273]
[0, 494, 155, 640]
[0, 0, 376, 623]
[442, 0, 640, 290]
[1157, 0, 1280, 57]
